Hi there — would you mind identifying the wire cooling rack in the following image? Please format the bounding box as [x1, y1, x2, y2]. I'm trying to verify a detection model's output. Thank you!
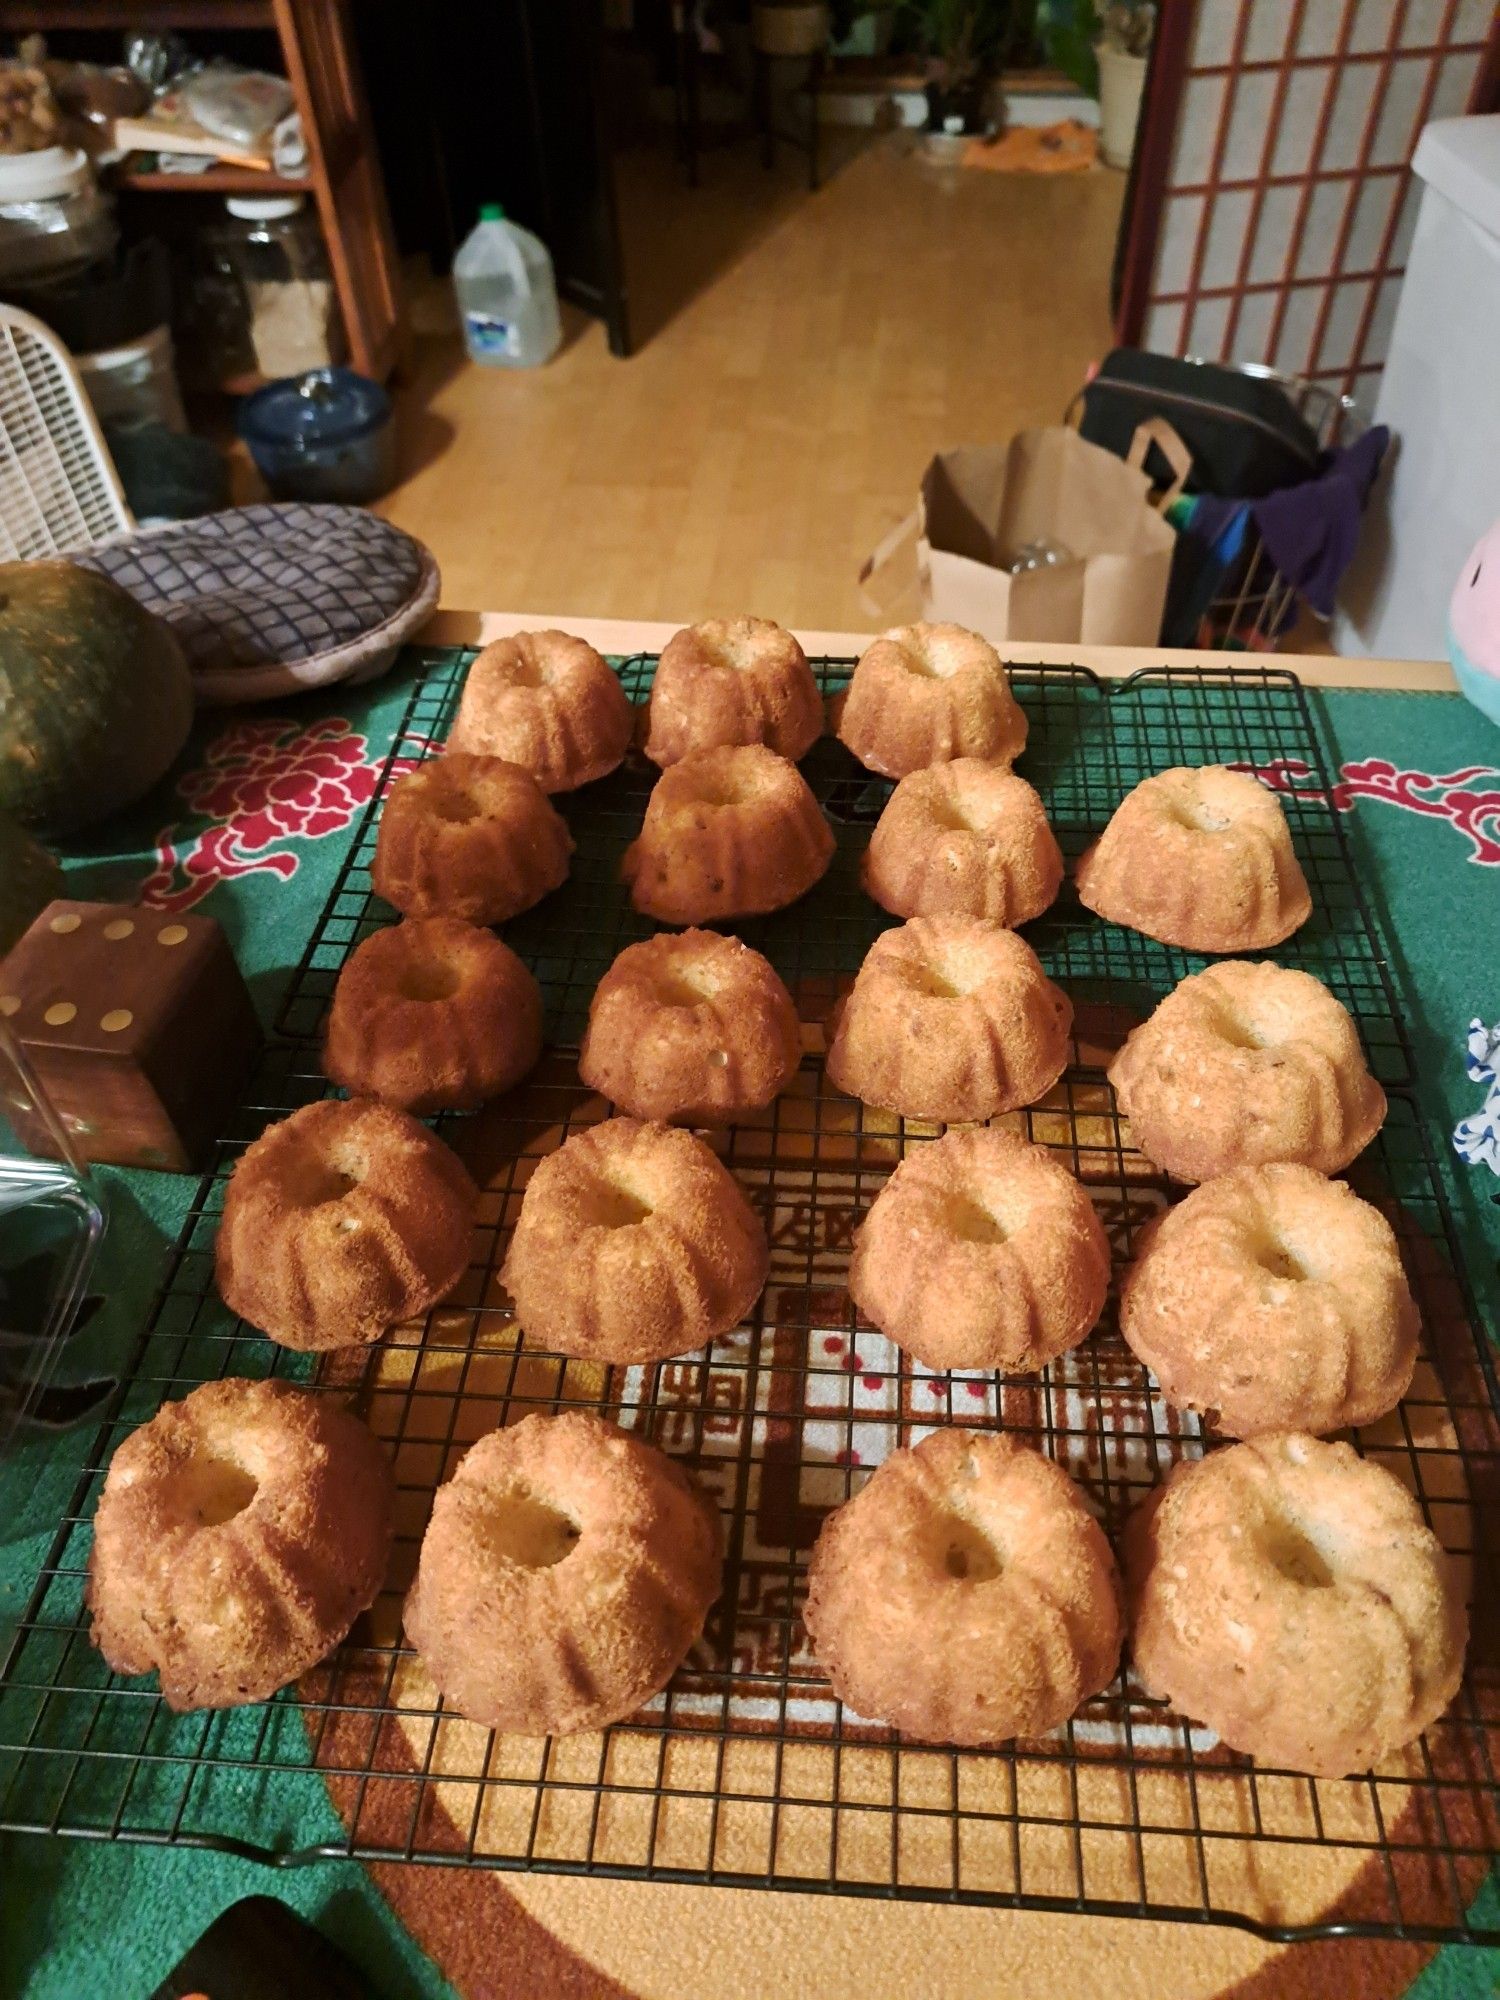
[2, 646, 1497, 1947]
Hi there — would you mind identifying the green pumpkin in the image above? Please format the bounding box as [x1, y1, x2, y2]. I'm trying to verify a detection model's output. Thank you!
[0, 808, 62, 955]
[0, 558, 194, 839]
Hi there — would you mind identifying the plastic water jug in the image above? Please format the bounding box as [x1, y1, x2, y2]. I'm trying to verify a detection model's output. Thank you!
[453, 203, 562, 369]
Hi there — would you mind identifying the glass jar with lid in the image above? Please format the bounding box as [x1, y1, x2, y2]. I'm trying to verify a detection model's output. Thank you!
[196, 193, 344, 387]
[0, 146, 115, 284]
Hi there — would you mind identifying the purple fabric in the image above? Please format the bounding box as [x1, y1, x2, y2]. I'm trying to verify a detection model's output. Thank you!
[1251, 425, 1390, 617]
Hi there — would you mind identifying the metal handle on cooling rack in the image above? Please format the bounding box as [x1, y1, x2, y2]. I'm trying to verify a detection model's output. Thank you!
[0, 1015, 108, 1449]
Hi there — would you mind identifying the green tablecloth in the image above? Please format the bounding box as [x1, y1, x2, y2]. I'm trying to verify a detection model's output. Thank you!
[2, 653, 1496, 1999]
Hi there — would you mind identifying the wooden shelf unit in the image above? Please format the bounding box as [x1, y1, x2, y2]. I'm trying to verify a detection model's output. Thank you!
[116, 158, 311, 196]
[0, 0, 403, 379]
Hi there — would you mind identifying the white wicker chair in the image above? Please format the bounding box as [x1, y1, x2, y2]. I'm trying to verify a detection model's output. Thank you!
[0, 303, 131, 561]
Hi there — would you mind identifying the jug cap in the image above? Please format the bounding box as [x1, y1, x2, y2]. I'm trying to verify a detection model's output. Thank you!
[478, 201, 506, 222]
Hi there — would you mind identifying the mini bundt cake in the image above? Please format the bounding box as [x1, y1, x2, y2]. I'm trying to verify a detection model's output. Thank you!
[448, 630, 633, 792]
[826, 917, 1071, 1124]
[501, 1117, 768, 1363]
[578, 929, 801, 1124]
[372, 751, 573, 924]
[1076, 765, 1311, 952]
[324, 915, 543, 1114]
[1121, 1164, 1418, 1438]
[1110, 962, 1386, 1182]
[863, 760, 1063, 926]
[621, 744, 835, 924]
[804, 1430, 1123, 1745]
[88, 1378, 394, 1710]
[404, 1411, 722, 1734]
[645, 617, 823, 767]
[834, 622, 1027, 779]
[217, 1097, 477, 1350]
[850, 1129, 1109, 1372]
[1125, 1435, 1468, 1775]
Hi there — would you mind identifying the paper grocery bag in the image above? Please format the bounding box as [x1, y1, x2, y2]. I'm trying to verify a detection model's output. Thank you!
[860, 425, 1183, 647]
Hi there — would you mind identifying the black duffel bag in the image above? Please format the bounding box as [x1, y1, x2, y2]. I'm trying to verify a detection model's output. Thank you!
[1076, 350, 1322, 500]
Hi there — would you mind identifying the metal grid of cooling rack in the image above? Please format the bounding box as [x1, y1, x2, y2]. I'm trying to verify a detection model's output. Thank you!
[2, 647, 1497, 1945]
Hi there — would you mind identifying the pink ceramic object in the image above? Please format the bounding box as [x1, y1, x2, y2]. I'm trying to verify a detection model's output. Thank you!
[1448, 519, 1500, 725]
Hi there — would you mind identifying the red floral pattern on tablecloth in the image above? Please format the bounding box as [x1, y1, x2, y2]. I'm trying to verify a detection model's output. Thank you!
[139, 716, 426, 913]
[1235, 756, 1500, 865]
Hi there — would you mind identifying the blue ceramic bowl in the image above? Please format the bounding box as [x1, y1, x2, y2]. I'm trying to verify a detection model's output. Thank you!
[238, 366, 395, 506]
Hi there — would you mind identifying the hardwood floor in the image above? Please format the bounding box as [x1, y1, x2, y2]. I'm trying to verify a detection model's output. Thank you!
[379, 132, 1125, 629]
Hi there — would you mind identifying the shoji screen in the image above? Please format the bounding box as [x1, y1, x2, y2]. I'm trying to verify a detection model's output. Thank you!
[1117, 0, 1500, 400]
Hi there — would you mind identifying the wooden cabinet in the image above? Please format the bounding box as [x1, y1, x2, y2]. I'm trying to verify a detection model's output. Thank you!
[0, 0, 405, 379]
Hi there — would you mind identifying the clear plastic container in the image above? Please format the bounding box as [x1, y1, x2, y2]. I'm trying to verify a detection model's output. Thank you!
[0, 1017, 106, 1456]
[76, 323, 188, 434]
[453, 202, 562, 369]
[198, 193, 344, 386]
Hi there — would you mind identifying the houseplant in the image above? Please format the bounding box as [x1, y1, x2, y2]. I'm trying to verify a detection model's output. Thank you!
[1039, 0, 1155, 167]
[902, 0, 1038, 137]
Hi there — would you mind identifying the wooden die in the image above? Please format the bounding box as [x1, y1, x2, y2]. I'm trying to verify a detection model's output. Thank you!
[0, 900, 260, 1172]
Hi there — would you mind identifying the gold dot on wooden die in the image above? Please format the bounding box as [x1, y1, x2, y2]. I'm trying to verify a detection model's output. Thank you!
[49, 913, 81, 934]
[0, 994, 18, 1017]
[100, 1009, 134, 1034]
[158, 924, 189, 947]
[103, 919, 135, 941]
[44, 1001, 77, 1026]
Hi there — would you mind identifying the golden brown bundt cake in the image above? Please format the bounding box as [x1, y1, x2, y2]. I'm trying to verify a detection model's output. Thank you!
[863, 760, 1063, 926]
[87, 1378, 394, 1710]
[404, 1411, 722, 1734]
[850, 1129, 1109, 1372]
[216, 1097, 477, 1350]
[447, 630, 633, 792]
[645, 617, 823, 766]
[804, 1430, 1123, 1745]
[621, 744, 834, 924]
[1125, 1435, 1468, 1775]
[1121, 1164, 1418, 1438]
[578, 929, 800, 1125]
[324, 915, 543, 1114]
[1076, 765, 1311, 952]
[501, 1117, 768, 1363]
[834, 622, 1027, 779]
[1110, 961, 1386, 1183]
[826, 917, 1071, 1124]
[372, 751, 573, 924]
